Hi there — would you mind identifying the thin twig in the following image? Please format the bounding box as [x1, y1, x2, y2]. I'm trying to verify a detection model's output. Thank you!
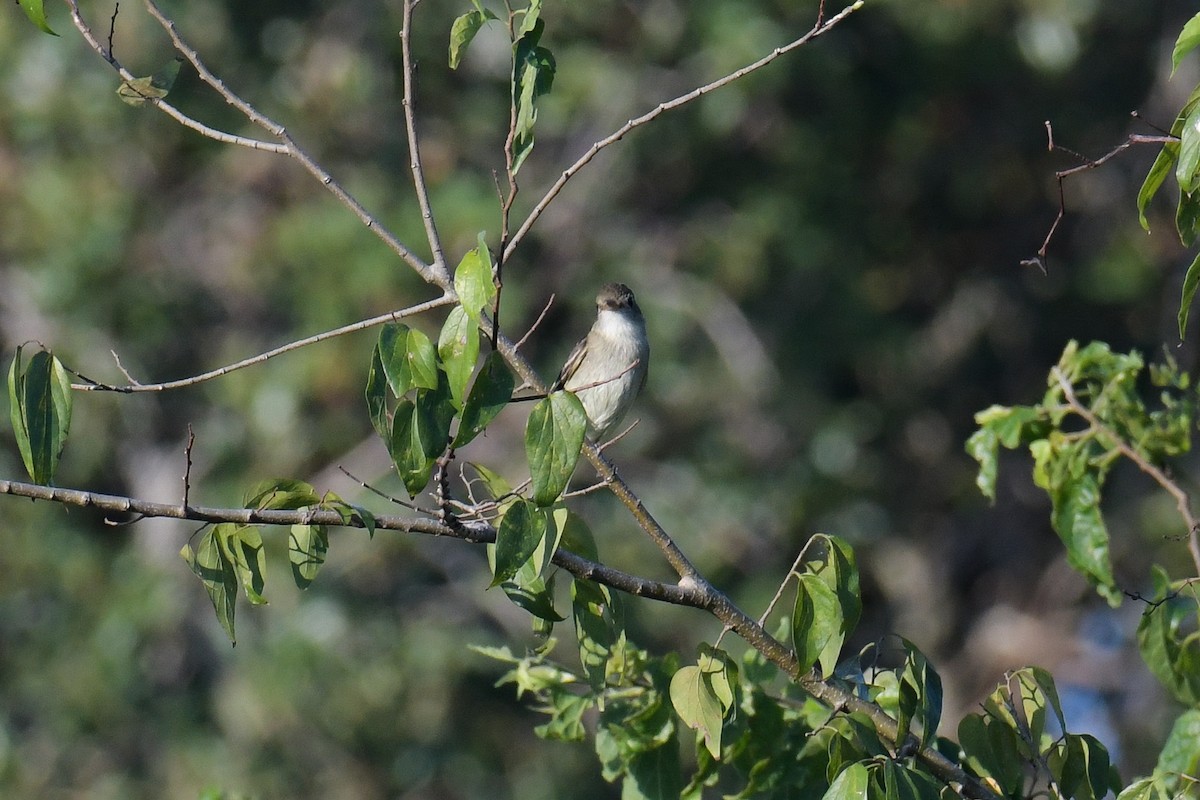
[107, 2, 118, 58]
[1026, 121, 1177, 270]
[502, 0, 866, 262]
[514, 292, 556, 351]
[1054, 367, 1200, 575]
[183, 424, 195, 508]
[596, 419, 638, 451]
[337, 466, 429, 513]
[400, 0, 449, 280]
[71, 294, 455, 392]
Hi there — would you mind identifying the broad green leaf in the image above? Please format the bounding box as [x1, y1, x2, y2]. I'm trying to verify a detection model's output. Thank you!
[378, 323, 438, 397]
[1177, 190, 1200, 248]
[800, 534, 860, 676]
[623, 737, 683, 800]
[792, 572, 840, 676]
[321, 493, 377, 538]
[535, 692, 591, 742]
[438, 305, 480, 408]
[244, 478, 321, 510]
[1137, 567, 1200, 705]
[181, 528, 239, 644]
[559, 507, 599, 561]
[1137, 142, 1178, 231]
[365, 345, 390, 439]
[117, 58, 182, 106]
[1155, 708, 1200, 782]
[958, 713, 1024, 795]
[1173, 13, 1200, 74]
[525, 391, 587, 506]
[1178, 249, 1200, 338]
[453, 237, 496, 322]
[573, 578, 619, 690]
[511, 18, 556, 173]
[1050, 474, 1119, 606]
[449, 8, 496, 69]
[492, 498, 549, 586]
[500, 566, 564, 623]
[454, 350, 514, 447]
[696, 645, 737, 714]
[518, 0, 543, 37]
[898, 640, 942, 749]
[670, 665, 724, 758]
[390, 398, 435, 497]
[215, 524, 268, 605]
[1178, 105, 1200, 196]
[17, 0, 56, 35]
[8, 347, 73, 485]
[289, 519, 329, 589]
[824, 763, 870, 800]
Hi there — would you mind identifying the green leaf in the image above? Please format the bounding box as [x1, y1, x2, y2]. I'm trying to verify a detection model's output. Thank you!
[492, 498, 549, 586]
[390, 398, 434, 497]
[1177, 190, 1200, 248]
[518, 0, 543, 37]
[958, 713, 1024, 796]
[573, 578, 620, 690]
[117, 58, 183, 106]
[511, 18, 556, 173]
[824, 763, 870, 800]
[180, 528, 239, 644]
[898, 639, 942, 749]
[289, 519, 329, 589]
[1049, 474, 1119, 606]
[454, 350, 514, 447]
[244, 478, 321, 510]
[1155, 708, 1200, 783]
[378, 323, 439, 397]
[500, 566, 564, 623]
[467, 461, 514, 499]
[365, 345, 390, 439]
[792, 572, 840, 676]
[1137, 567, 1200, 705]
[525, 391, 588, 506]
[8, 346, 73, 485]
[215, 524, 268, 605]
[1137, 142, 1179, 231]
[321, 493, 377, 538]
[17, 0, 56, 35]
[1173, 13, 1200, 74]
[670, 665, 724, 759]
[623, 737, 683, 800]
[438, 305, 480, 409]
[453, 237, 497, 323]
[1178, 105, 1200, 196]
[449, 8, 496, 69]
[1179, 249, 1200, 339]
[412, 372, 456, 459]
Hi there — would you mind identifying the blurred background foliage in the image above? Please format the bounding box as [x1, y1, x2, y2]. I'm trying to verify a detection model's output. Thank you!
[1, 0, 1198, 797]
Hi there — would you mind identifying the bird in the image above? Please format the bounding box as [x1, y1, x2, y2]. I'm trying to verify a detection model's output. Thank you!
[553, 282, 650, 441]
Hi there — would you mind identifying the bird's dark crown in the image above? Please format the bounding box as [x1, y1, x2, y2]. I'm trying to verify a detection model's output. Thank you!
[596, 282, 637, 311]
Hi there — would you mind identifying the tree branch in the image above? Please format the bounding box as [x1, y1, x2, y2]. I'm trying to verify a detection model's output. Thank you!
[1053, 368, 1200, 576]
[70, 294, 456, 392]
[502, 0, 866, 262]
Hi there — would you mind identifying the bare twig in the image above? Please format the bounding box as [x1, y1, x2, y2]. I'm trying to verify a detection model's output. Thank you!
[336, 466, 429, 513]
[596, 419, 639, 451]
[1054, 367, 1200, 575]
[183, 424, 195, 508]
[107, 2, 118, 58]
[514, 292, 556, 351]
[399, 0, 449, 281]
[1027, 120, 1177, 270]
[71, 294, 455, 392]
[502, 0, 866, 262]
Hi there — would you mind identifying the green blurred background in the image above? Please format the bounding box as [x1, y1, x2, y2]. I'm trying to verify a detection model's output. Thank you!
[1, 0, 1197, 796]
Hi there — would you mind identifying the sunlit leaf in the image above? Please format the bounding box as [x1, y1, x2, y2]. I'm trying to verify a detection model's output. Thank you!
[117, 58, 183, 106]
[1178, 105, 1200, 196]
[378, 323, 438, 397]
[17, 0, 56, 35]
[824, 763, 870, 800]
[390, 398, 435, 497]
[216, 524, 268, 606]
[289, 519, 329, 589]
[438, 305, 480, 409]
[454, 350, 514, 447]
[670, 665, 724, 758]
[449, 8, 497, 69]
[1173, 13, 1200, 74]
[1137, 567, 1200, 705]
[573, 578, 619, 690]
[511, 18, 556, 173]
[525, 391, 587, 506]
[181, 528, 239, 644]
[453, 237, 496, 323]
[244, 478, 321, 510]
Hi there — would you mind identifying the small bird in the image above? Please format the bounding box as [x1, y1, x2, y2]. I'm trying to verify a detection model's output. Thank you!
[554, 282, 650, 440]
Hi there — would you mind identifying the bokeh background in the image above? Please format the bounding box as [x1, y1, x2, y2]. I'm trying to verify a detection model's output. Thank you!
[1, 0, 1197, 797]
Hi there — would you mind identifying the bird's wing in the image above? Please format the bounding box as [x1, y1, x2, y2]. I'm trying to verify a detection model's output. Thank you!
[554, 336, 589, 391]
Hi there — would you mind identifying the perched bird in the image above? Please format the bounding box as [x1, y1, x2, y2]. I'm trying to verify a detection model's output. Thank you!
[554, 282, 650, 440]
